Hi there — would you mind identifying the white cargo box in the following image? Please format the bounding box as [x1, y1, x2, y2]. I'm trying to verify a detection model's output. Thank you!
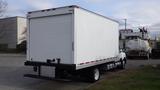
[27, 5, 119, 70]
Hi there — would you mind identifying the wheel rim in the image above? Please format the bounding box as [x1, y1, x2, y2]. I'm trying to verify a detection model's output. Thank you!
[94, 68, 100, 80]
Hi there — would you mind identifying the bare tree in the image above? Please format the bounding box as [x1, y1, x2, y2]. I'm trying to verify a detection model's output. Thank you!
[0, 0, 7, 17]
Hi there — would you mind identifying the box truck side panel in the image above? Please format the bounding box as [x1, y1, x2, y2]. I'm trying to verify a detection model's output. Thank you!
[28, 14, 73, 64]
[74, 8, 119, 65]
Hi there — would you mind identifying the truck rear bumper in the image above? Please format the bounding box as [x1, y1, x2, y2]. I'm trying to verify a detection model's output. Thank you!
[24, 61, 76, 70]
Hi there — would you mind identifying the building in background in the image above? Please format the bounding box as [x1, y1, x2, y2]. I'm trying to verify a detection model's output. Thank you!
[0, 16, 26, 50]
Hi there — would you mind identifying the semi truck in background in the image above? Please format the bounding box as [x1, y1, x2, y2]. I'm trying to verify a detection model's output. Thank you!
[125, 36, 151, 59]
[24, 5, 126, 82]
[120, 28, 151, 59]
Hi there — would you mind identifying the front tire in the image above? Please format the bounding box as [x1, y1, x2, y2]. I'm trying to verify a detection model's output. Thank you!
[119, 59, 125, 69]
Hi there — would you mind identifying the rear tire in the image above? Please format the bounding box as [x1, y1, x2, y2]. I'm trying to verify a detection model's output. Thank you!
[87, 68, 100, 82]
[55, 68, 68, 79]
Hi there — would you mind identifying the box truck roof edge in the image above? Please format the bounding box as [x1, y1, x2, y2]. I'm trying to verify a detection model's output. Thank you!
[27, 5, 119, 24]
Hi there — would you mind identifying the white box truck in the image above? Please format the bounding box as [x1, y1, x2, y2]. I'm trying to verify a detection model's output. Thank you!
[25, 5, 126, 82]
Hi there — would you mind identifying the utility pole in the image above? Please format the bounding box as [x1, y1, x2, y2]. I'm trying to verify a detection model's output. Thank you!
[124, 19, 127, 30]
[123, 19, 127, 51]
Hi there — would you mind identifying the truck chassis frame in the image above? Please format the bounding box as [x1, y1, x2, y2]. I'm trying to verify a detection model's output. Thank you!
[24, 57, 126, 82]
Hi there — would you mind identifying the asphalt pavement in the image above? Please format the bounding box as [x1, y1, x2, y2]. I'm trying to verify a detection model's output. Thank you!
[0, 54, 160, 90]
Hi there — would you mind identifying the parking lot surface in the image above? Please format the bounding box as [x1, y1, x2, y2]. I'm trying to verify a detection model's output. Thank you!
[0, 54, 160, 90]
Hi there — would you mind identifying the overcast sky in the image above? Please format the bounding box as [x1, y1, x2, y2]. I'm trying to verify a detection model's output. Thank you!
[5, 0, 160, 36]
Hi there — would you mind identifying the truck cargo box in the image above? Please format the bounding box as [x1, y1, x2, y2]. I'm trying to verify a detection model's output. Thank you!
[26, 5, 119, 70]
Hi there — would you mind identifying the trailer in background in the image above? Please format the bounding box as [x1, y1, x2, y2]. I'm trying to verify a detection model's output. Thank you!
[24, 5, 126, 82]
[151, 42, 160, 58]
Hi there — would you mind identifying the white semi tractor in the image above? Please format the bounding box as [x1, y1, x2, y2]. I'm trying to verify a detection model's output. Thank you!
[125, 36, 151, 59]
[24, 5, 126, 82]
